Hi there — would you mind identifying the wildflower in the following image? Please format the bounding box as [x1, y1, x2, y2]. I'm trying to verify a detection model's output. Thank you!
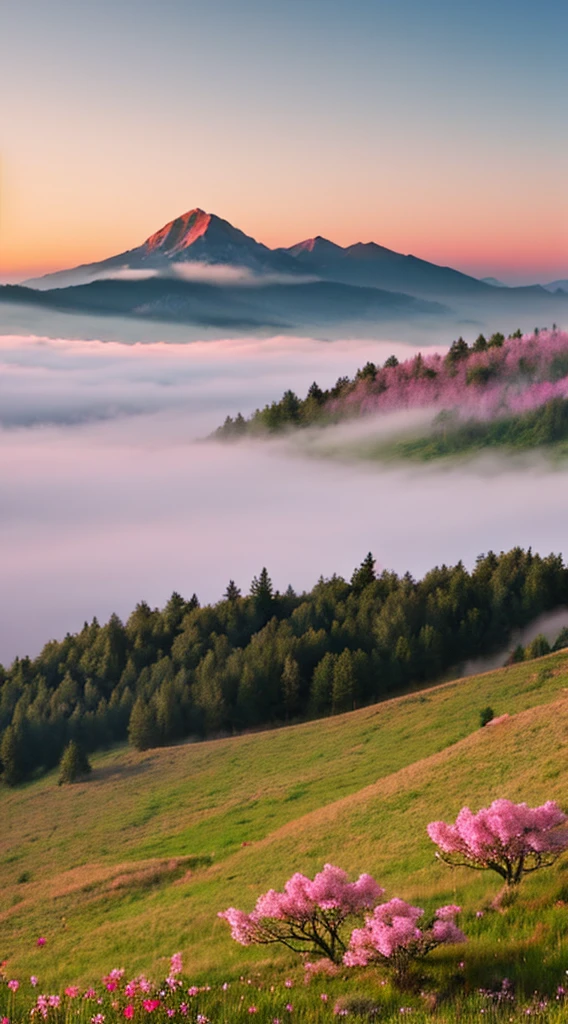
[285, 1004, 293, 1013]
[91, 1015, 105, 1024]
[48, 997, 60, 1009]
[187, 987, 199, 998]
[123, 1007, 134, 1019]
[222, 983, 229, 991]
[142, 1000, 160, 1013]
[84, 990, 97, 1000]
[285, 980, 293, 989]
[170, 954, 183, 977]
[321, 994, 328, 1003]
[248, 1007, 258, 1014]
[125, 984, 137, 999]
[36, 939, 46, 948]
[65, 988, 79, 998]
[476, 911, 485, 919]
[30, 978, 38, 988]
[166, 978, 179, 991]
[1, 1016, 9, 1024]
[8, 982, 19, 993]
[106, 983, 117, 993]
[167, 1012, 175, 1018]
[179, 1005, 188, 1016]
[196, 1016, 209, 1024]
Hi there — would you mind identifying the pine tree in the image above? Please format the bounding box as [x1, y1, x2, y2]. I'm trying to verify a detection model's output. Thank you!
[281, 655, 301, 718]
[224, 580, 241, 602]
[128, 697, 159, 751]
[332, 649, 355, 714]
[351, 553, 376, 593]
[58, 740, 91, 784]
[1, 725, 24, 786]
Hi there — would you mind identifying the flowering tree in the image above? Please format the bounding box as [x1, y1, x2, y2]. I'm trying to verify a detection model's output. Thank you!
[219, 863, 384, 963]
[344, 899, 465, 985]
[427, 799, 568, 886]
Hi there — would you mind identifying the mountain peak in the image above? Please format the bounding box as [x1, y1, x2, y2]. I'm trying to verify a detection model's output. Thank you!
[143, 209, 212, 255]
[286, 235, 343, 258]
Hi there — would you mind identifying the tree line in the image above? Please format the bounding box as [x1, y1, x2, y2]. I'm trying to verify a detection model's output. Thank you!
[1, 547, 567, 785]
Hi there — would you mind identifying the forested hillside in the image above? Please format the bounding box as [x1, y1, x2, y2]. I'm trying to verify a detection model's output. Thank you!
[1, 547, 567, 784]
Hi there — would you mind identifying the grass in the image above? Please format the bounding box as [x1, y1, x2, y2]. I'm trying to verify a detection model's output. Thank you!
[1, 651, 568, 1009]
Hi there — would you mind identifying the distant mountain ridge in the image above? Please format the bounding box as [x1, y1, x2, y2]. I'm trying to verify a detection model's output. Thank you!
[12, 206, 568, 333]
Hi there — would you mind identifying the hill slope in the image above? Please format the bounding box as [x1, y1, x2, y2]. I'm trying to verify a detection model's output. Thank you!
[2, 651, 568, 990]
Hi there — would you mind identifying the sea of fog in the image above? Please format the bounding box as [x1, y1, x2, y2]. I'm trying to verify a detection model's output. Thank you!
[2, 329, 568, 666]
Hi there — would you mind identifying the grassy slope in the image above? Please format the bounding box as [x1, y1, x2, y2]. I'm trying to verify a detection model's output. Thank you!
[1, 652, 568, 991]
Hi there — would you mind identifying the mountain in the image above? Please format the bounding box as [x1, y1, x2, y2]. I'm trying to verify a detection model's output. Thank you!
[18, 207, 568, 334]
[24, 209, 302, 290]
[481, 277, 509, 287]
[543, 280, 568, 294]
[0, 277, 446, 331]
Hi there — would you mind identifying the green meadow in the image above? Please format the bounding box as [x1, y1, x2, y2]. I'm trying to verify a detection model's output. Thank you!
[2, 650, 568, 1015]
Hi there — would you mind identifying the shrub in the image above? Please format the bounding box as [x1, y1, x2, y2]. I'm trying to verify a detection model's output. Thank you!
[344, 900, 465, 987]
[479, 706, 494, 727]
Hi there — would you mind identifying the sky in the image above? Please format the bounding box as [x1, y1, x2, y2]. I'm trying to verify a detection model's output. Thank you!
[1, 0, 567, 285]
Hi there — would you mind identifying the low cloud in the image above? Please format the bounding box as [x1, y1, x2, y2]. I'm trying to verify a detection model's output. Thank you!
[1, 330, 567, 666]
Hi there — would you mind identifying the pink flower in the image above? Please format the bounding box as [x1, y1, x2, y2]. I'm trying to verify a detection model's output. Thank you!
[321, 994, 328, 1002]
[84, 989, 97, 1000]
[30, 978, 38, 988]
[142, 1000, 160, 1013]
[65, 987, 79, 998]
[2, 1016, 9, 1024]
[187, 987, 199, 997]
[36, 939, 46, 948]
[167, 1012, 175, 1018]
[285, 1004, 293, 1013]
[123, 1007, 134, 1019]
[125, 983, 137, 999]
[48, 997, 60, 1009]
[170, 954, 183, 977]
[179, 1005, 188, 1016]
[7, 981, 19, 993]
[91, 1015, 105, 1024]
[284, 980, 293, 989]
[248, 1008, 258, 1014]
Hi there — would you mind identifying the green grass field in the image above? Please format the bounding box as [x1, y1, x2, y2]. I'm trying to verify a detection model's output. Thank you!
[2, 651, 568, 1012]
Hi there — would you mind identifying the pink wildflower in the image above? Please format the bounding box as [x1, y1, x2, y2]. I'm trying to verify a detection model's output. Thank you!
[169, 954, 183, 977]
[179, 1005, 188, 1016]
[36, 939, 46, 948]
[91, 1015, 105, 1024]
[84, 989, 97, 1000]
[48, 997, 60, 1009]
[142, 1000, 160, 1013]
[248, 1008, 258, 1014]
[8, 982, 19, 993]
[65, 987, 79, 998]
[187, 987, 199, 997]
[30, 978, 38, 988]
[285, 1004, 293, 1013]
[123, 1007, 134, 1020]
[284, 980, 293, 989]
[167, 1012, 175, 1018]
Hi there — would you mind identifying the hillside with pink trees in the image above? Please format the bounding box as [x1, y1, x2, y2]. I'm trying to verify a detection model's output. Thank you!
[214, 329, 568, 459]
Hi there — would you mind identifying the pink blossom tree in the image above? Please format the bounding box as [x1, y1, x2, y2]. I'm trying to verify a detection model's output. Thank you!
[219, 863, 384, 963]
[344, 899, 465, 986]
[427, 799, 568, 886]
